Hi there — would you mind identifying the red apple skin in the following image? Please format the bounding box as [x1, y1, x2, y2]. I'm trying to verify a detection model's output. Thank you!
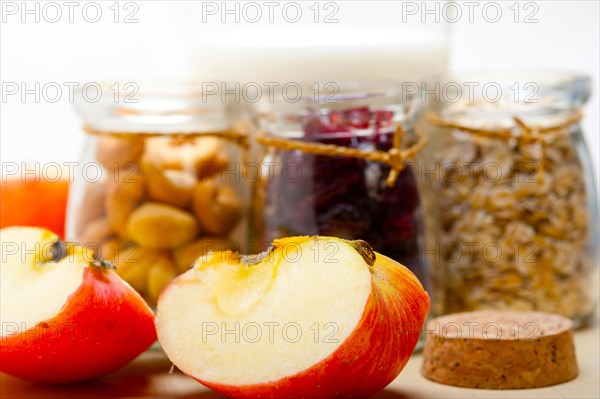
[0, 266, 157, 383]
[193, 253, 430, 399]
[0, 179, 69, 238]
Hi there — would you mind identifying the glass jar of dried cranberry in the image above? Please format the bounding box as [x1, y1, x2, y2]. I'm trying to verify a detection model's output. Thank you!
[252, 82, 430, 287]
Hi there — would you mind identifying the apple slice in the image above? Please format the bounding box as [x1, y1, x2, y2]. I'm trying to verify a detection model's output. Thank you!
[0, 227, 156, 383]
[156, 236, 429, 398]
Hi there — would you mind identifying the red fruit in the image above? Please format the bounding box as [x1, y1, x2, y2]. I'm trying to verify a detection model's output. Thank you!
[156, 237, 429, 399]
[0, 179, 69, 238]
[304, 112, 351, 136]
[385, 212, 415, 243]
[344, 106, 372, 129]
[375, 110, 394, 130]
[0, 227, 157, 383]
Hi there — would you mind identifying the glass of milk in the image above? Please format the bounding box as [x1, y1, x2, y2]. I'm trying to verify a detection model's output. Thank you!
[176, 1, 449, 84]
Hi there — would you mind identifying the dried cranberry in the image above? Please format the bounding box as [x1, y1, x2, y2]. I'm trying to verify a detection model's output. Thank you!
[328, 110, 347, 127]
[375, 110, 394, 131]
[343, 107, 372, 129]
[383, 212, 415, 243]
[379, 168, 420, 213]
[316, 201, 372, 239]
[304, 113, 350, 136]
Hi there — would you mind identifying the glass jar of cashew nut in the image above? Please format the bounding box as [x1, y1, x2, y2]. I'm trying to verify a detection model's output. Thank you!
[66, 83, 249, 307]
[422, 71, 599, 327]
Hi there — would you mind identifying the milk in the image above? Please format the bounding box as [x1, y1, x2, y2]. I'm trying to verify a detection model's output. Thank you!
[181, 2, 449, 84]
[190, 39, 448, 84]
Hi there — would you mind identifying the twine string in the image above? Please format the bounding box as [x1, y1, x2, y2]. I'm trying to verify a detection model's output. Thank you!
[425, 111, 583, 182]
[82, 124, 250, 164]
[256, 124, 427, 187]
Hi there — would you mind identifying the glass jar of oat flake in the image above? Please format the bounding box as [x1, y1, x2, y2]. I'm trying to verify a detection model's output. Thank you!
[422, 71, 598, 327]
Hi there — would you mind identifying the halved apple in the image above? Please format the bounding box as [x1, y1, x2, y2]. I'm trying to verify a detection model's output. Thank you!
[156, 236, 430, 398]
[0, 227, 157, 383]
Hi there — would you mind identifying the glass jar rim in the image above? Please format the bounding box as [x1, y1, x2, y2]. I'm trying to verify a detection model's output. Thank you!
[430, 68, 591, 106]
[73, 81, 236, 135]
[425, 69, 591, 127]
[437, 68, 590, 85]
[252, 80, 421, 141]
[257, 80, 414, 106]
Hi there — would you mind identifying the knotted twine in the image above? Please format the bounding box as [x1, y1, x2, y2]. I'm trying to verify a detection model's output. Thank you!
[425, 111, 583, 181]
[256, 125, 428, 188]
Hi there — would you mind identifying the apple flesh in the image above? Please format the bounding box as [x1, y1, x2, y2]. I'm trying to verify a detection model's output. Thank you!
[156, 236, 430, 398]
[0, 227, 157, 383]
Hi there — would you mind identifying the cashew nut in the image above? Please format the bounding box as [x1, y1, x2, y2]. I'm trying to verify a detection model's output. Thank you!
[173, 237, 234, 273]
[192, 181, 243, 235]
[141, 156, 197, 209]
[79, 217, 114, 245]
[126, 202, 199, 249]
[146, 254, 177, 306]
[144, 136, 225, 177]
[96, 135, 144, 169]
[75, 182, 107, 237]
[105, 171, 145, 238]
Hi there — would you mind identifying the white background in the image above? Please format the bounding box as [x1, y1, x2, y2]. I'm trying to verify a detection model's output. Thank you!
[1, 0, 598, 188]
